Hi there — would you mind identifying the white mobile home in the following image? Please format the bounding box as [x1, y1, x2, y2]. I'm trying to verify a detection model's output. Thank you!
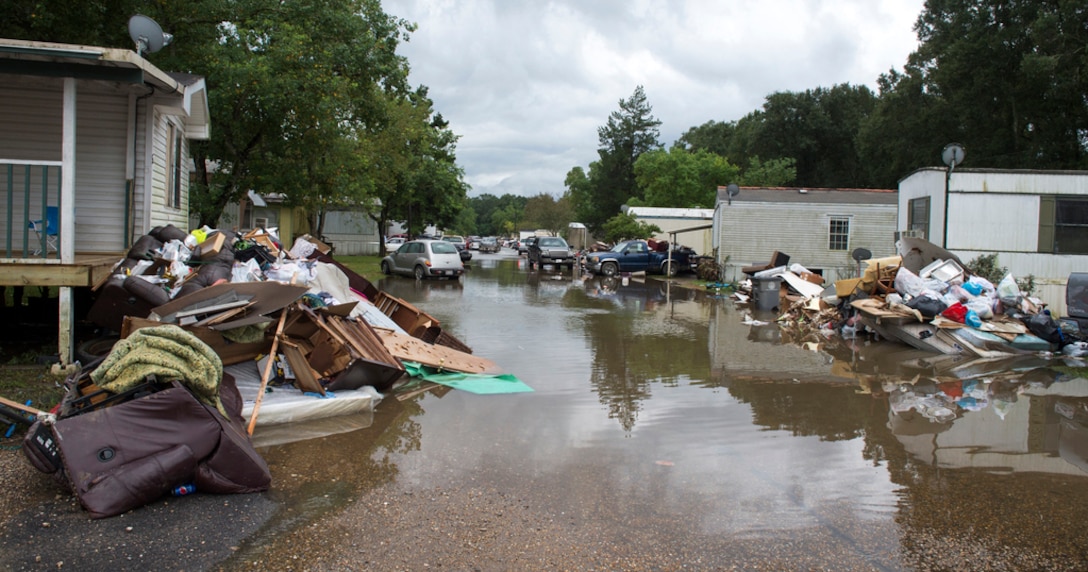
[0, 37, 210, 364]
[899, 167, 1088, 314]
[624, 206, 715, 254]
[714, 186, 898, 283]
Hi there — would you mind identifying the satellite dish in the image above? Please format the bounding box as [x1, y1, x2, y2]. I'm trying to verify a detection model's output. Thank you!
[941, 143, 965, 168]
[726, 183, 740, 205]
[128, 15, 173, 57]
[852, 247, 872, 278]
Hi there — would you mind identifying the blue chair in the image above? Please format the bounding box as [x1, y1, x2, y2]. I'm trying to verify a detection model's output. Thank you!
[28, 206, 59, 255]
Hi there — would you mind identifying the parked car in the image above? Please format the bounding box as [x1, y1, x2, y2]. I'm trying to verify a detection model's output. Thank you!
[380, 239, 465, 280]
[467, 236, 482, 250]
[478, 237, 501, 253]
[442, 235, 472, 262]
[385, 236, 406, 252]
[528, 236, 574, 270]
[519, 236, 536, 255]
[443, 235, 467, 249]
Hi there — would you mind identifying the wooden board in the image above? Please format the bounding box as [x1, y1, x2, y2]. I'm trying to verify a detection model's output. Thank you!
[376, 329, 498, 374]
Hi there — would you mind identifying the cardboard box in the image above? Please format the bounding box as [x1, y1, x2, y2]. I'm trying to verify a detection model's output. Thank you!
[197, 231, 226, 259]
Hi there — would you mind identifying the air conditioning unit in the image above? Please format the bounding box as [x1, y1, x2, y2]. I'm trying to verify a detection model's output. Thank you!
[254, 217, 269, 229]
[895, 228, 925, 241]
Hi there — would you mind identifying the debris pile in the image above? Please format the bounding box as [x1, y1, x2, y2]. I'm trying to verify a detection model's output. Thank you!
[732, 238, 1081, 358]
[10, 224, 519, 519]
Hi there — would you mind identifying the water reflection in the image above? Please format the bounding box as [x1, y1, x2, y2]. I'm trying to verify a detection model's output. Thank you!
[247, 259, 1088, 567]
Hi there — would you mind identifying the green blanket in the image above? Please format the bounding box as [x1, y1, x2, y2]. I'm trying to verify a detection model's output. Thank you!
[90, 325, 226, 416]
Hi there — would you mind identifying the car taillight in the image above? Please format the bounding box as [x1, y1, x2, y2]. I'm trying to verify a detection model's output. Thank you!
[425, 260, 432, 267]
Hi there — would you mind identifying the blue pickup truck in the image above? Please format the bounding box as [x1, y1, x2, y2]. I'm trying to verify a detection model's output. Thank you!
[584, 240, 694, 277]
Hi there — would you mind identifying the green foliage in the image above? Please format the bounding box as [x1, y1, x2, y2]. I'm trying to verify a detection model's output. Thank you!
[738, 156, 797, 187]
[523, 193, 574, 237]
[965, 253, 1036, 295]
[466, 193, 528, 237]
[569, 86, 662, 234]
[634, 146, 740, 208]
[601, 213, 661, 244]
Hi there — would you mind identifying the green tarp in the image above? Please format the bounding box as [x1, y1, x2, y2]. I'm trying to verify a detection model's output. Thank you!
[402, 362, 533, 395]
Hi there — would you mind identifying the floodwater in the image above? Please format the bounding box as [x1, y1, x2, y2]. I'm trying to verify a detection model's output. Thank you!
[248, 251, 1088, 570]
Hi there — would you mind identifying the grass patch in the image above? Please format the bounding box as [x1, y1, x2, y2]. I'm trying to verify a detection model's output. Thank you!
[335, 255, 384, 282]
[0, 366, 66, 416]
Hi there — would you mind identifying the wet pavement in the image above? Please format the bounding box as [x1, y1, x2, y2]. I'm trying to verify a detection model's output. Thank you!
[3, 248, 1088, 570]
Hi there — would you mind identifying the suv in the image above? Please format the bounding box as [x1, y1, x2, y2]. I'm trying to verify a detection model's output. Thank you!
[527, 236, 574, 270]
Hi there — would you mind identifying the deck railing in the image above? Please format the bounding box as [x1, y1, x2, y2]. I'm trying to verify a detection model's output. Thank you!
[2, 160, 63, 260]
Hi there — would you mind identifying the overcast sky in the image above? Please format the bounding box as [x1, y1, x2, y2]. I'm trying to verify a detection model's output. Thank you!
[384, 0, 926, 199]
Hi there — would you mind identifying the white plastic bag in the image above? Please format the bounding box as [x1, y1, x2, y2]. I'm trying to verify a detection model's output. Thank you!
[894, 267, 924, 298]
[996, 273, 1021, 306]
[232, 259, 263, 282]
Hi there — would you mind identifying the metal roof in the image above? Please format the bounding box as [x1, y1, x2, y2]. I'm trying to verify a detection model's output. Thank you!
[715, 186, 897, 205]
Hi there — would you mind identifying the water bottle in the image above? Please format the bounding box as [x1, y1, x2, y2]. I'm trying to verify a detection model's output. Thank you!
[171, 484, 196, 496]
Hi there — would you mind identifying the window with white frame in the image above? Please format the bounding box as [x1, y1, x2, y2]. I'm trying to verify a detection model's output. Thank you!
[908, 197, 930, 239]
[165, 122, 183, 208]
[828, 216, 850, 251]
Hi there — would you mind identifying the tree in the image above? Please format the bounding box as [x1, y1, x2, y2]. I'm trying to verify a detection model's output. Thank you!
[746, 84, 877, 188]
[362, 92, 467, 253]
[634, 146, 740, 208]
[860, 0, 1088, 183]
[600, 213, 661, 244]
[183, 0, 416, 229]
[569, 86, 662, 234]
[738, 156, 797, 187]
[523, 193, 573, 237]
[677, 120, 736, 157]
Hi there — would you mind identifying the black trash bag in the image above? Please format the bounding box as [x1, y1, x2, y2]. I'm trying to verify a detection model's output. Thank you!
[234, 244, 276, 266]
[149, 224, 189, 243]
[906, 295, 948, 319]
[127, 235, 163, 261]
[1026, 312, 1064, 344]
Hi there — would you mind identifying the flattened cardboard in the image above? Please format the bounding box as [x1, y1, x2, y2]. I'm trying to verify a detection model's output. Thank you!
[377, 328, 498, 374]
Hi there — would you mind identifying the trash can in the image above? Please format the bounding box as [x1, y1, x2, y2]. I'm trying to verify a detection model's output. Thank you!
[752, 276, 782, 312]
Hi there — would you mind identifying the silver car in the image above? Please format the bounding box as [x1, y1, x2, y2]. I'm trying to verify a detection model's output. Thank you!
[381, 239, 465, 280]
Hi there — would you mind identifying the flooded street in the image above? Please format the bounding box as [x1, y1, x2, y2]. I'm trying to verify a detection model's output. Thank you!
[242, 251, 1088, 570]
[4, 250, 1085, 570]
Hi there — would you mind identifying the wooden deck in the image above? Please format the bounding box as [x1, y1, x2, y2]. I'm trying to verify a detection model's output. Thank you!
[0, 253, 122, 288]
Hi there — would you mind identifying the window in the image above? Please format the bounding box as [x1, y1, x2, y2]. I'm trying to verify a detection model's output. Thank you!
[165, 123, 183, 208]
[828, 216, 850, 251]
[908, 197, 930, 239]
[1039, 196, 1088, 254]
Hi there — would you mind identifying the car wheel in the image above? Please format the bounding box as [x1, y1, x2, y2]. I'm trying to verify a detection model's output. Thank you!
[601, 261, 619, 277]
[414, 265, 426, 280]
[381, 260, 392, 275]
[663, 260, 678, 277]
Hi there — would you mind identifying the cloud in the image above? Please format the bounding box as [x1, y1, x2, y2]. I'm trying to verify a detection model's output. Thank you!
[385, 0, 924, 198]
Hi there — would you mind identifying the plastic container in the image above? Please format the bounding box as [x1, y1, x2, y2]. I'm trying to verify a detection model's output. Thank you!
[752, 277, 782, 312]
